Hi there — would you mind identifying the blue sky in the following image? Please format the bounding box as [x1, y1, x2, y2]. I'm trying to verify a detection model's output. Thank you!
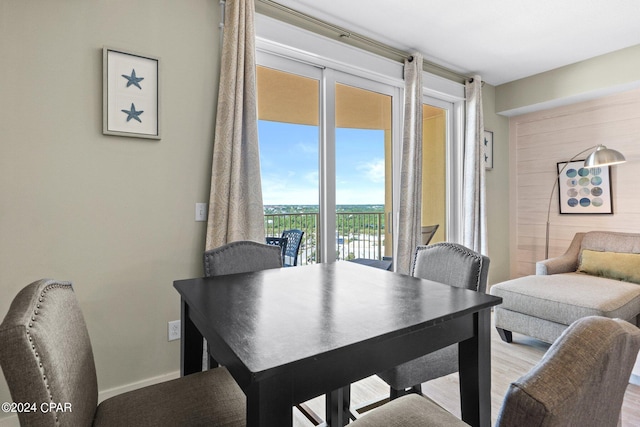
[258, 120, 385, 205]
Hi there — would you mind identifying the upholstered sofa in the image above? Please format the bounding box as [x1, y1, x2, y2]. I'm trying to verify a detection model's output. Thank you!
[490, 231, 640, 344]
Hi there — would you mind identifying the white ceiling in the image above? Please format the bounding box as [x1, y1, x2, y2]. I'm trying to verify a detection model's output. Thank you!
[271, 0, 640, 86]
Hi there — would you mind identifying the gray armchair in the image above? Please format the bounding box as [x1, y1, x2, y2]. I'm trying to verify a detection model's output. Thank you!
[203, 240, 282, 276]
[349, 316, 640, 427]
[377, 243, 490, 399]
[0, 279, 245, 427]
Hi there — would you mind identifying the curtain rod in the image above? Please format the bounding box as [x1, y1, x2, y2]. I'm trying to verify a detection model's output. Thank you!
[255, 0, 472, 84]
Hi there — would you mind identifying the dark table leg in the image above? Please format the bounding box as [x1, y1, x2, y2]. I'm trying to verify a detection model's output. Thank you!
[458, 309, 492, 427]
[325, 386, 350, 427]
[246, 375, 292, 427]
[181, 298, 204, 376]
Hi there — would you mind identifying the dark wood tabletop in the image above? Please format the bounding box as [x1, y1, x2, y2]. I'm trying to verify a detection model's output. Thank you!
[175, 261, 501, 427]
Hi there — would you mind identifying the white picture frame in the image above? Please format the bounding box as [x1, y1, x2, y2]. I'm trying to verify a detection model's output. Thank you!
[103, 47, 160, 139]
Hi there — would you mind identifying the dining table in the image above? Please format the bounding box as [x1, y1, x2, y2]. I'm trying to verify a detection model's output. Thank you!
[174, 260, 502, 427]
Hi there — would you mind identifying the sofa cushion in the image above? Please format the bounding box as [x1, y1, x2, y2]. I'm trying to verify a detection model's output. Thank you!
[579, 249, 640, 284]
[490, 273, 640, 326]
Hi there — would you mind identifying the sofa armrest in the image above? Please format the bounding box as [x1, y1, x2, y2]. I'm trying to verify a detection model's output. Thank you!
[536, 232, 585, 275]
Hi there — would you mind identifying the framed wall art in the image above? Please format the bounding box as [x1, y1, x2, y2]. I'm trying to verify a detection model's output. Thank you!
[557, 160, 613, 214]
[103, 47, 160, 139]
[484, 130, 493, 170]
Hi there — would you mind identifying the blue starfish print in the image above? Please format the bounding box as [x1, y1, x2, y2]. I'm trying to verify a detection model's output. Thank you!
[121, 103, 144, 123]
[121, 69, 144, 90]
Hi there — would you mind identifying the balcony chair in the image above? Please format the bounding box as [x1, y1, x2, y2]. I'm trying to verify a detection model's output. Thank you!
[281, 229, 304, 267]
[348, 243, 490, 419]
[203, 240, 282, 276]
[265, 236, 288, 265]
[349, 316, 640, 427]
[0, 279, 245, 427]
[421, 223, 439, 245]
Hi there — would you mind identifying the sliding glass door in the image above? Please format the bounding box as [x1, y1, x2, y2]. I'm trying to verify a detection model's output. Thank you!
[256, 53, 400, 264]
[335, 82, 393, 261]
[421, 102, 447, 244]
[256, 59, 321, 265]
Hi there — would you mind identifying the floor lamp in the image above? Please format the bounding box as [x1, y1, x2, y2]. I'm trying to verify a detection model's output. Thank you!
[545, 144, 626, 259]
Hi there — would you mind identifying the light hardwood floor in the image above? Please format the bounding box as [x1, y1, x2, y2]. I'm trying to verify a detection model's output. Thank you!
[293, 317, 640, 426]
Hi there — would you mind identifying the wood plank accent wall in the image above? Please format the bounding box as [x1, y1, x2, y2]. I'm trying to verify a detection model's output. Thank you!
[509, 88, 640, 277]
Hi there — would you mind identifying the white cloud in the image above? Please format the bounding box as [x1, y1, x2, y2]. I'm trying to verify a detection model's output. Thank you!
[295, 141, 318, 155]
[261, 172, 319, 205]
[356, 158, 385, 183]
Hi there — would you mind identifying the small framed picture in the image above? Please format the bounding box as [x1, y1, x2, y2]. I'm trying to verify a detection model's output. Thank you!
[103, 47, 160, 139]
[557, 160, 613, 214]
[484, 130, 493, 170]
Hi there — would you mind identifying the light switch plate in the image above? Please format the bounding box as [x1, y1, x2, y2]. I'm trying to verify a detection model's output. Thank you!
[195, 203, 207, 221]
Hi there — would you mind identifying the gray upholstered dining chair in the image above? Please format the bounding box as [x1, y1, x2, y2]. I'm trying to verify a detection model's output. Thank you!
[349, 316, 640, 427]
[377, 243, 490, 399]
[0, 279, 245, 427]
[345, 243, 489, 420]
[203, 240, 283, 276]
[202, 240, 283, 368]
[203, 240, 321, 421]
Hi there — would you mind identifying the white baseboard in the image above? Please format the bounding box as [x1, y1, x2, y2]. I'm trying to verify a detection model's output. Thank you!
[0, 370, 181, 427]
[630, 373, 640, 386]
[98, 370, 180, 402]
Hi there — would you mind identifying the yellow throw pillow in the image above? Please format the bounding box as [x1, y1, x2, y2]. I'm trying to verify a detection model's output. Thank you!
[579, 249, 640, 284]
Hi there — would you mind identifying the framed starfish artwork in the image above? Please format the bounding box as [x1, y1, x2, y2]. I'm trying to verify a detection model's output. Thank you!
[484, 130, 493, 170]
[103, 47, 160, 139]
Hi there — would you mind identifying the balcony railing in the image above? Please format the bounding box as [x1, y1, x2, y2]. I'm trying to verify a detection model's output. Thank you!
[264, 212, 386, 266]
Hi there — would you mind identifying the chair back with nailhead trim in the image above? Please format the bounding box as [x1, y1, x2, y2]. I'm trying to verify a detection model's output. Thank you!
[0, 279, 98, 426]
[203, 240, 282, 276]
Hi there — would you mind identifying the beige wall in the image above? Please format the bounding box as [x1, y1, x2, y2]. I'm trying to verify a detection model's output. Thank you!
[0, 0, 220, 418]
[482, 84, 511, 285]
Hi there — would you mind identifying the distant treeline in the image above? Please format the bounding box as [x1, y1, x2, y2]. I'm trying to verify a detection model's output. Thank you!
[264, 205, 384, 214]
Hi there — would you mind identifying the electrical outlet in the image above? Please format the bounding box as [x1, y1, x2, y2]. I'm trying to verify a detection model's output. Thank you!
[168, 320, 181, 341]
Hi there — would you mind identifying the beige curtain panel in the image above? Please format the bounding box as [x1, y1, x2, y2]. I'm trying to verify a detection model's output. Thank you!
[206, 0, 265, 250]
[396, 53, 424, 275]
[462, 76, 488, 255]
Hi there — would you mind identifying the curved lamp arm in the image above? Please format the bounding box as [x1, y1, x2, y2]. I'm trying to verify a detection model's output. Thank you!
[545, 145, 598, 259]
